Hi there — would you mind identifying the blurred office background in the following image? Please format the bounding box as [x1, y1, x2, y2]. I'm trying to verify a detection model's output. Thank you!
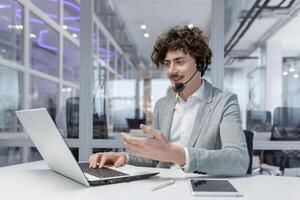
[1, 0, 300, 176]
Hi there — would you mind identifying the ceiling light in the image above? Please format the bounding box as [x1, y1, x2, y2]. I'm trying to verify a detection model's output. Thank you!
[62, 25, 68, 30]
[188, 24, 194, 28]
[72, 33, 77, 38]
[30, 33, 36, 38]
[289, 67, 295, 72]
[15, 25, 23, 29]
[283, 71, 288, 76]
[294, 74, 299, 78]
[144, 33, 149, 38]
[140, 24, 146, 30]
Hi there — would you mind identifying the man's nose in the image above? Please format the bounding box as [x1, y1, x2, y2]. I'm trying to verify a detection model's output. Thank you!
[169, 62, 178, 73]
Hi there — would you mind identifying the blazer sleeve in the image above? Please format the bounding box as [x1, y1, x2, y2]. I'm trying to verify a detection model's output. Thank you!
[126, 99, 160, 167]
[184, 94, 249, 176]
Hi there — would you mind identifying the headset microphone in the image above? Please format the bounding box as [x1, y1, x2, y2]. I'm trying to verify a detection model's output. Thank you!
[174, 82, 184, 91]
[174, 70, 198, 91]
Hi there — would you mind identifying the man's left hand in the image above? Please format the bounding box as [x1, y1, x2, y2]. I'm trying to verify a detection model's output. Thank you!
[121, 124, 186, 165]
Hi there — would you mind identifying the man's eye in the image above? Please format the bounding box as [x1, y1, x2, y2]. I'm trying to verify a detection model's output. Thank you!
[163, 63, 170, 68]
[176, 60, 184, 65]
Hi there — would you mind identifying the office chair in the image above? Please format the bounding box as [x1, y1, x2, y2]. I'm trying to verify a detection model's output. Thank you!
[271, 107, 300, 141]
[246, 110, 272, 132]
[243, 130, 254, 175]
[246, 110, 274, 175]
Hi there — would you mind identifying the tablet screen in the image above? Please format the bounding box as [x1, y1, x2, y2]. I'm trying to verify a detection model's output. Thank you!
[189, 179, 238, 192]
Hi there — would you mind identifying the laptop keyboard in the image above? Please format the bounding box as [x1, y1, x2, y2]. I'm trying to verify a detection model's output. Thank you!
[79, 162, 128, 178]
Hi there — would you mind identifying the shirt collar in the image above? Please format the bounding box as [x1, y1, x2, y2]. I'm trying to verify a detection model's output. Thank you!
[175, 79, 206, 103]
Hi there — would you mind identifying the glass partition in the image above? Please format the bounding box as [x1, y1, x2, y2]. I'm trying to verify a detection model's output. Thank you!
[224, 1, 300, 176]
[0, 0, 23, 64]
[31, 0, 59, 23]
[0, 65, 22, 133]
[93, 63, 108, 139]
[63, 38, 79, 85]
[29, 13, 59, 77]
[30, 76, 59, 121]
[63, 0, 80, 41]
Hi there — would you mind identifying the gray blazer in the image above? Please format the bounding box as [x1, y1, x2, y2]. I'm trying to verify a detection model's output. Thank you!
[127, 80, 249, 176]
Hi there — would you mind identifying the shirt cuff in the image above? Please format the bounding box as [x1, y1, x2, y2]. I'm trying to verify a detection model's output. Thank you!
[124, 152, 129, 164]
[181, 147, 190, 171]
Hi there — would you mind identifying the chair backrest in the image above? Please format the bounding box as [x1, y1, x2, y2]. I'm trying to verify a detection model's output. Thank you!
[246, 110, 271, 132]
[243, 130, 254, 174]
[272, 107, 300, 141]
[273, 107, 300, 127]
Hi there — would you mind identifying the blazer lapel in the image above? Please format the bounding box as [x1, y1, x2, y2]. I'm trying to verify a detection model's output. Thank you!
[162, 94, 176, 141]
[188, 103, 211, 147]
[188, 80, 214, 147]
[157, 92, 175, 168]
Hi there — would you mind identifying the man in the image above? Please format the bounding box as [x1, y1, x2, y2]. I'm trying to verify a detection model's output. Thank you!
[89, 26, 249, 176]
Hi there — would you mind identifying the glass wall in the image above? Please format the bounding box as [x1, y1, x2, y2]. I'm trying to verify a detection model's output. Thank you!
[284, 60, 300, 107]
[98, 29, 108, 63]
[63, 38, 79, 84]
[31, 0, 59, 23]
[30, 76, 59, 120]
[224, 1, 300, 175]
[0, 0, 142, 166]
[93, 63, 108, 139]
[0, 65, 22, 133]
[110, 79, 136, 131]
[63, 0, 80, 41]
[0, 0, 23, 64]
[60, 85, 78, 138]
[29, 13, 59, 77]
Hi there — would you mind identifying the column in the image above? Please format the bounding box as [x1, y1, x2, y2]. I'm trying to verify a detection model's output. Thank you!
[266, 39, 283, 113]
[210, 0, 224, 89]
[79, 0, 93, 161]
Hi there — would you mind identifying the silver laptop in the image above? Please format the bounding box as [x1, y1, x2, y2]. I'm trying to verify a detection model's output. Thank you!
[15, 108, 159, 187]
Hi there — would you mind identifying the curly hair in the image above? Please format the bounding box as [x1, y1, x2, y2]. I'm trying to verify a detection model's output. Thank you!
[151, 26, 213, 76]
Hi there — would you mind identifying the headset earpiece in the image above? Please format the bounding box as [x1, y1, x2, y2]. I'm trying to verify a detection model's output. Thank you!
[196, 61, 206, 76]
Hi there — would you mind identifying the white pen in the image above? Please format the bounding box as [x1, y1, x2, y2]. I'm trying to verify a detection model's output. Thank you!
[151, 179, 175, 191]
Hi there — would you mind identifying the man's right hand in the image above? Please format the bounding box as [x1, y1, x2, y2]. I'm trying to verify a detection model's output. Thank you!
[89, 152, 127, 168]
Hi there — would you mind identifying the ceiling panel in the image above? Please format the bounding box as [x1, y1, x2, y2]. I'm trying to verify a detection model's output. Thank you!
[110, 0, 211, 65]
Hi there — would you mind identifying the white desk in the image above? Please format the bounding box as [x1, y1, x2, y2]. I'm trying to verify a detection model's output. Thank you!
[253, 131, 300, 150]
[1, 161, 300, 200]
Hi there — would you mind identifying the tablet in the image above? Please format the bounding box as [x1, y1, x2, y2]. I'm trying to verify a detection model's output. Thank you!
[188, 178, 243, 197]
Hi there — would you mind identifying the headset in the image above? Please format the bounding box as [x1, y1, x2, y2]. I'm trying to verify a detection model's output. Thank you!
[174, 60, 207, 91]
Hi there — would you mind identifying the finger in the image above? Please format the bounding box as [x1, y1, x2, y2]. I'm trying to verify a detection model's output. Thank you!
[121, 132, 144, 145]
[90, 154, 96, 168]
[140, 124, 157, 137]
[89, 155, 95, 168]
[114, 155, 125, 167]
[122, 133, 147, 155]
[99, 153, 109, 168]
[92, 153, 102, 168]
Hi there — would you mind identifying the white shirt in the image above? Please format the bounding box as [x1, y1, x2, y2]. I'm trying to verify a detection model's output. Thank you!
[170, 81, 205, 170]
[125, 81, 205, 169]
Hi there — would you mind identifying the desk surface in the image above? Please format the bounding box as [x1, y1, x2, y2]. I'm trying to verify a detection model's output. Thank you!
[1, 161, 300, 200]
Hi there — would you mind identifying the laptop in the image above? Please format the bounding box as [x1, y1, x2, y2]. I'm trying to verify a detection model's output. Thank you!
[15, 108, 159, 187]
